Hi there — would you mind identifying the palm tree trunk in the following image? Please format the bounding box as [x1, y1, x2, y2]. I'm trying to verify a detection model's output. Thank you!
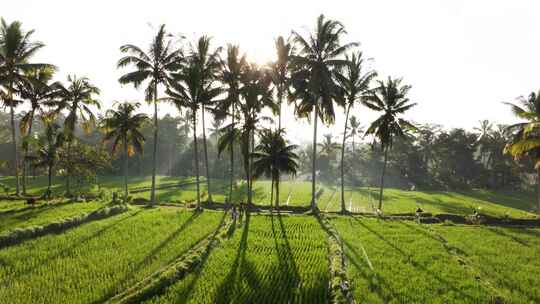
[9, 104, 20, 195]
[22, 111, 34, 195]
[193, 110, 201, 209]
[47, 164, 53, 198]
[340, 104, 351, 214]
[150, 82, 158, 204]
[537, 168, 540, 209]
[228, 105, 235, 205]
[248, 128, 254, 206]
[278, 91, 282, 130]
[270, 178, 274, 209]
[201, 106, 213, 202]
[275, 175, 280, 209]
[311, 105, 319, 211]
[124, 137, 129, 199]
[378, 147, 389, 211]
[66, 140, 71, 196]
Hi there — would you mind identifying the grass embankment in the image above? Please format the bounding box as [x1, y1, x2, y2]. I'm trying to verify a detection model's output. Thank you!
[142, 214, 330, 303]
[0, 208, 223, 304]
[331, 216, 540, 303]
[0, 200, 104, 233]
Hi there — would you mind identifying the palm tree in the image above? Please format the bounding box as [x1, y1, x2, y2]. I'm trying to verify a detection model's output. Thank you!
[269, 36, 292, 130]
[252, 128, 298, 208]
[117, 24, 182, 204]
[166, 52, 222, 209]
[101, 102, 148, 199]
[364, 76, 417, 211]
[216, 45, 247, 204]
[503, 91, 540, 207]
[474, 119, 494, 166]
[16, 67, 60, 194]
[189, 36, 222, 203]
[318, 134, 341, 159]
[0, 18, 52, 195]
[237, 63, 275, 205]
[290, 14, 356, 212]
[28, 113, 64, 198]
[54, 75, 101, 196]
[348, 115, 363, 153]
[335, 51, 376, 213]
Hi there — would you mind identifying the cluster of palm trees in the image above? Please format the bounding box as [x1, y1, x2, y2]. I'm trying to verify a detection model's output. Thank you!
[117, 15, 417, 212]
[0, 18, 103, 197]
[1, 15, 419, 212]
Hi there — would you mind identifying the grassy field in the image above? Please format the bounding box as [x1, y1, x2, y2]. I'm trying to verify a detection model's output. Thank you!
[331, 216, 540, 303]
[142, 214, 330, 303]
[0, 207, 223, 304]
[0, 200, 105, 233]
[1, 176, 536, 218]
[0, 196, 538, 303]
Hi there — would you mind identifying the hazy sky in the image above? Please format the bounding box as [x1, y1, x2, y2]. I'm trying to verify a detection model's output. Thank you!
[4, 0, 540, 144]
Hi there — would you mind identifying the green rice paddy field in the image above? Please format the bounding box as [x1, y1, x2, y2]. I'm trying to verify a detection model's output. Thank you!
[0, 176, 539, 303]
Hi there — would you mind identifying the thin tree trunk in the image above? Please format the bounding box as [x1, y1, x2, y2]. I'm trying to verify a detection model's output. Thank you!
[228, 105, 235, 205]
[248, 128, 254, 206]
[150, 82, 158, 204]
[378, 147, 389, 211]
[278, 91, 282, 130]
[22, 111, 34, 195]
[201, 106, 213, 202]
[193, 110, 201, 209]
[275, 175, 280, 209]
[270, 177, 274, 209]
[311, 105, 319, 211]
[47, 164, 52, 198]
[10, 104, 20, 195]
[340, 104, 351, 214]
[66, 140, 72, 196]
[537, 168, 540, 209]
[124, 137, 129, 199]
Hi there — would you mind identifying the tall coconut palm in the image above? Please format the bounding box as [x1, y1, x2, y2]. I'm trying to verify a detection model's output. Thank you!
[503, 91, 540, 207]
[0, 18, 52, 195]
[101, 102, 148, 199]
[269, 36, 292, 130]
[166, 55, 222, 209]
[16, 67, 60, 194]
[474, 119, 494, 166]
[335, 51, 376, 213]
[252, 128, 298, 208]
[348, 115, 363, 153]
[28, 113, 64, 198]
[237, 63, 275, 205]
[216, 45, 247, 204]
[364, 76, 417, 211]
[117, 24, 182, 204]
[53, 75, 101, 196]
[290, 14, 356, 211]
[189, 36, 222, 203]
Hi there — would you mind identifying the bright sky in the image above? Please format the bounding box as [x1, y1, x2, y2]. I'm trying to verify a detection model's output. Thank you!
[4, 0, 540, 144]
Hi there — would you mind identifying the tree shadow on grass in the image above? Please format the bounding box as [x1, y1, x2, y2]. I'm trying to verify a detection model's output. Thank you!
[213, 212, 251, 304]
[3, 209, 142, 286]
[269, 212, 300, 299]
[456, 190, 536, 214]
[350, 217, 482, 302]
[93, 211, 204, 302]
[0, 199, 73, 220]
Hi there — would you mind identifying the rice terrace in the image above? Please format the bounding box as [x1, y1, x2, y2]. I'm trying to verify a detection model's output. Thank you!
[1, 1, 540, 303]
